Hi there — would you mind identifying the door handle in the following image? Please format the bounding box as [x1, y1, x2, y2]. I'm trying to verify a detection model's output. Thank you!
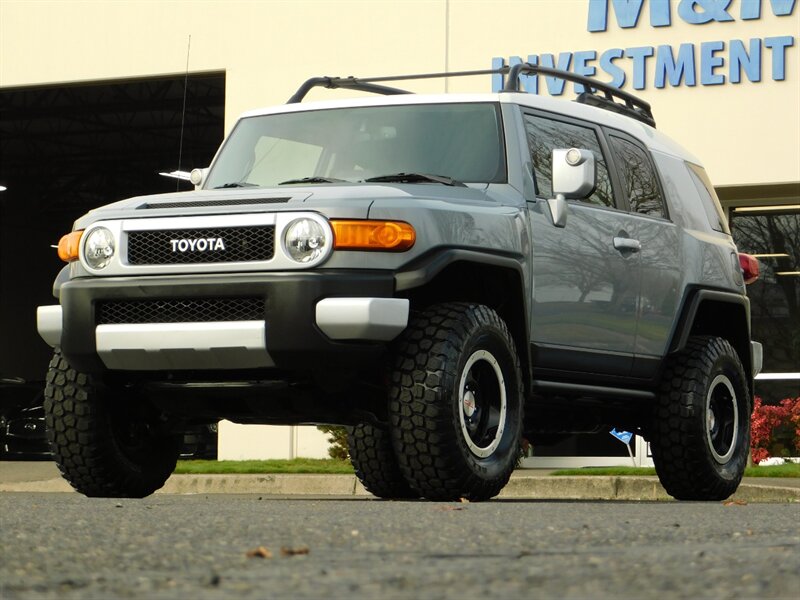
[613, 237, 641, 253]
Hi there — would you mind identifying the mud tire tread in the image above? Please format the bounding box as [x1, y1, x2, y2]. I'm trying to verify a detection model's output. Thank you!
[388, 303, 523, 502]
[44, 349, 179, 498]
[650, 336, 750, 501]
[347, 423, 418, 499]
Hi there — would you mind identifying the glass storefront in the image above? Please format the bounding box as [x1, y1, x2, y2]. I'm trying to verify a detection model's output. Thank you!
[731, 207, 800, 403]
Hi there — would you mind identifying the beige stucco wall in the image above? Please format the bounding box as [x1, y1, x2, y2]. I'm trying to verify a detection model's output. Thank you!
[217, 422, 330, 460]
[1, 0, 798, 188]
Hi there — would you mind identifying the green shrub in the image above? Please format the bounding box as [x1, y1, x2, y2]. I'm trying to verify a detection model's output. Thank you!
[317, 425, 349, 460]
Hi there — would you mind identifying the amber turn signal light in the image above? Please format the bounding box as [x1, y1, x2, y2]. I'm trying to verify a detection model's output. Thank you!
[58, 231, 84, 262]
[331, 220, 415, 251]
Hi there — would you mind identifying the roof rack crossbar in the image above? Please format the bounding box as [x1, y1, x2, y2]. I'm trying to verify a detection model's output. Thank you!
[287, 66, 655, 127]
[287, 69, 508, 103]
[287, 77, 412, 104]
[502, 63, 656, 127]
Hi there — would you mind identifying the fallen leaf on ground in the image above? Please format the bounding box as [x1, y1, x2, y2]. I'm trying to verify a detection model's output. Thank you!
[280, 546, 310, 556]
[723, 499, 748, 506]
[246, 546, 273, 558]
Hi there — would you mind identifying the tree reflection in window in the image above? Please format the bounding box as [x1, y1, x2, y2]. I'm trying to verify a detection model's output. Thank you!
[609, 136, 665, 218]
[731, 210, 800, 378]
[523, 114, 614, 208]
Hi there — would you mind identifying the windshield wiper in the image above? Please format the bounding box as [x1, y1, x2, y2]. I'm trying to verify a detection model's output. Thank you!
[363, 173, 466, 187]
[213, 181, 259, 189]
[279, 176, 349, 185]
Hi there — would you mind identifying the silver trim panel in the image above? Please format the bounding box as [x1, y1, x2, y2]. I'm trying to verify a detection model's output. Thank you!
[37, 305, 63, 347]
[315, 298, 409, 341]
[751, 341, 763, 377]
[80, 211, 333, 276]
[95, 321, 273, 370]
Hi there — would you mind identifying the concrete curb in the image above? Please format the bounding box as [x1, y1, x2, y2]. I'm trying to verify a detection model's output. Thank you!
[1, 474, 798, 502]
[499, 476, 800, 502]
[159, 474, 372, 496]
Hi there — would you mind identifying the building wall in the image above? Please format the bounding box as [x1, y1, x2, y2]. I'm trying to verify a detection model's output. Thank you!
[217, 423, 330, 460]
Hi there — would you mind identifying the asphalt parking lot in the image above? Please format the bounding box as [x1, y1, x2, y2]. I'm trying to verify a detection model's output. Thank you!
[1, 492, 799, 599]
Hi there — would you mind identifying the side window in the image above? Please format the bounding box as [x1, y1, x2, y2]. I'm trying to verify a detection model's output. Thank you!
[523, 113, 615, 209]
[608, 136, 666, 219]
[686, 162, 731, 234]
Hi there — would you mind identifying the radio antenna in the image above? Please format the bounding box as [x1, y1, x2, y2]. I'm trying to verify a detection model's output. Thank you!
[176, 34, 192, 191]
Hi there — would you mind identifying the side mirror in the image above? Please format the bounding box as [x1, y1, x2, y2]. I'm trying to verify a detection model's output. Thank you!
[190, 168, 209, 190]
[547, 148, 596, 228]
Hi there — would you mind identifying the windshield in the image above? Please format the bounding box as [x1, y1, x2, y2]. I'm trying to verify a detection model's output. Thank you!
[205, 103, 507, 188]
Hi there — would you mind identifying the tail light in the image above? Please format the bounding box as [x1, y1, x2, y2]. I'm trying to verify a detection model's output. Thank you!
[738, 253, 759, 285]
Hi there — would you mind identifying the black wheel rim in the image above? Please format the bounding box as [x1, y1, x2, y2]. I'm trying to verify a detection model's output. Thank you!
[706, 374, 739, 464]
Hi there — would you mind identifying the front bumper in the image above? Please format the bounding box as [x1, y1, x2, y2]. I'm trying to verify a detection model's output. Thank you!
[38, 271, 409, 374]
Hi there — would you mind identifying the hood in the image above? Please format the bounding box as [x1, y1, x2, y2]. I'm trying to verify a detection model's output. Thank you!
[72, 183, 494, 230]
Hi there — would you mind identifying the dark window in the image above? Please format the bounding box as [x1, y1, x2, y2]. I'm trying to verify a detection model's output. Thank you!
[523, 114, 615, 209]
[609, 136, 665, 218]
[686, 162, 731, 234]
[731, 209, 800, 402]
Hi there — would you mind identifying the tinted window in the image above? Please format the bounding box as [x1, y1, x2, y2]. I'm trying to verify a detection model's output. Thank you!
[608, 136, 665, 218]
[731, 209, 800, 401]
[523, 114, 614, 208]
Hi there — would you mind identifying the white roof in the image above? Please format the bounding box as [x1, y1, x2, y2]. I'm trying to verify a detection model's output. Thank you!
[238, 91, 700, 164]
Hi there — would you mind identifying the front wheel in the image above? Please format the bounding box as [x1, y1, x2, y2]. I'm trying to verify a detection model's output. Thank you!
[388, 303, 524, 501]
[44, 350, 181, 498]
[650, 336, 751, 501]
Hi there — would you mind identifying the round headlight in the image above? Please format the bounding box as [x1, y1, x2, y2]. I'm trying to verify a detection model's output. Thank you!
[83, 227, 116, 269]
[284, 218, 327, 263]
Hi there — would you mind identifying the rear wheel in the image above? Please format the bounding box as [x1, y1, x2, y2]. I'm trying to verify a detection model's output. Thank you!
[388, 303, 523, 501]
[44, 349, 180, 498]
[347, 423, 418, 499]
[650, 336, 751, 501]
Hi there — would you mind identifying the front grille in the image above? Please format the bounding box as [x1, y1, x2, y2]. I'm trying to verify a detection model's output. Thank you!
[141, 197, 291, 209]
[127, 226, 274, 265]
[96, 298, 265, 325]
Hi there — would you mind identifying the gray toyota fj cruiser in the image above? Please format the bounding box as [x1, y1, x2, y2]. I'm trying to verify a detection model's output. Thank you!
[38, 65, 762, 501]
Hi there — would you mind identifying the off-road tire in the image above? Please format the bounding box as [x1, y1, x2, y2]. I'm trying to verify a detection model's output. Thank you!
[650, 336, 751, 501]
[347, 423, 418, 499]
[389, 303, 524, 501]
[44, 349, 180, 498]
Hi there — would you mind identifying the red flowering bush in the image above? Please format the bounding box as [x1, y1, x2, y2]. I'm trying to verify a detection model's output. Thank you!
[750, 396, 800, 464]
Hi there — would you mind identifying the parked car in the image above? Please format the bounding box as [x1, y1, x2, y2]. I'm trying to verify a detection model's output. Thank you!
[37, 65, 761, 500]
[0, 378, 49, 459]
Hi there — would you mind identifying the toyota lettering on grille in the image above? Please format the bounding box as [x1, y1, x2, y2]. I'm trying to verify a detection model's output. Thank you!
[170, 238, 226, 252]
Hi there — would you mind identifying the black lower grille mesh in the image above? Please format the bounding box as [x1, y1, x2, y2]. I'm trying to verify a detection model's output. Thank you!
[96, 298, 265, 325]
[127, 226, 274, 265]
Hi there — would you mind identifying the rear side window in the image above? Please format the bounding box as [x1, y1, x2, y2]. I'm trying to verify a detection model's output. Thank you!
[523, 114, 615, 209]
[686, 163, 731, 234]
[608, 136, 666, 219]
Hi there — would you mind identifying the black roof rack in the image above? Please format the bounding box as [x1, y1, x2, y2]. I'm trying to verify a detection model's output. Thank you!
[502, 63, 655, 128]
[287, 77, 412, 104]
[288, 66, 656, 128]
